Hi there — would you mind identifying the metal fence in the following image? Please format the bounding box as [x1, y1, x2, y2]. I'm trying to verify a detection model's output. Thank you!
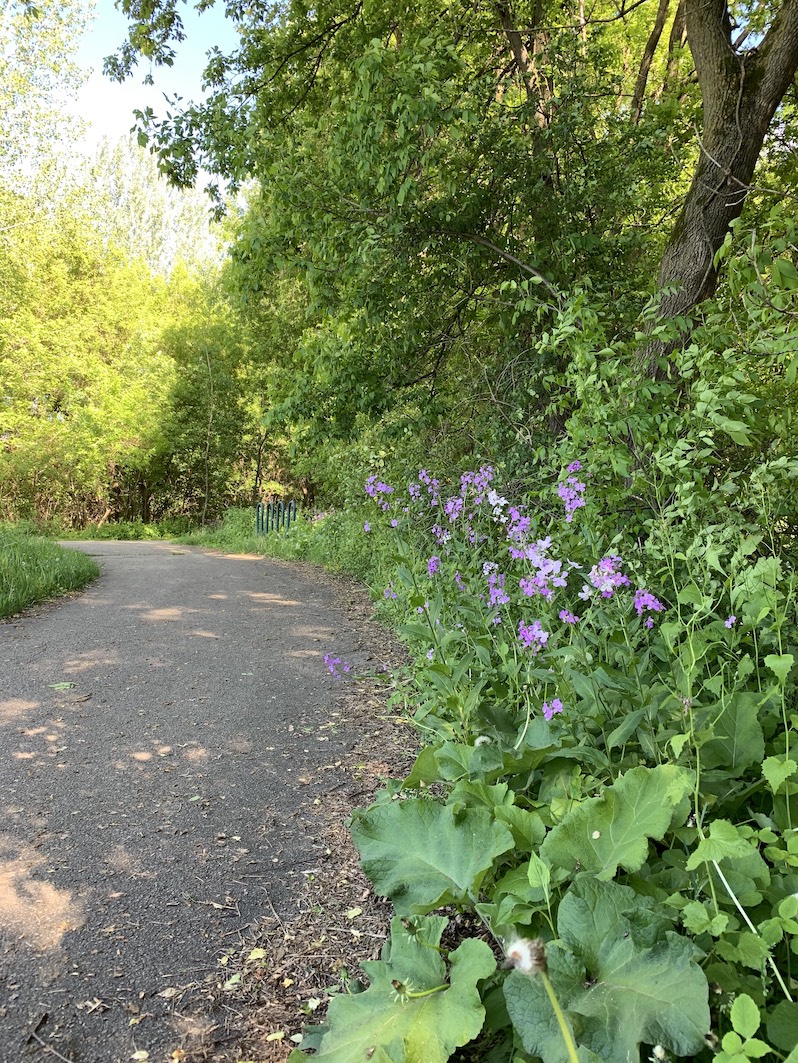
[255, 499, 298, 535]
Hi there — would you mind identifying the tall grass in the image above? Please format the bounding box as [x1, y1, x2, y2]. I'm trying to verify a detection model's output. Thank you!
[0, 525, 100, 618]
[178, 506, 393, 587]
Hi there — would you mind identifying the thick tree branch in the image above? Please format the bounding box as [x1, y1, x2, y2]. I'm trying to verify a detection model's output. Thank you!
[630, 0, 671, 123]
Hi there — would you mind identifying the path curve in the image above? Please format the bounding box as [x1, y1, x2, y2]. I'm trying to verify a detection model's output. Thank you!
[0, 542, 374, 1063]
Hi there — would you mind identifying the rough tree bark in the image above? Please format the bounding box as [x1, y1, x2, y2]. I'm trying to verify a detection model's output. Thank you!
[648, 0, 798, 370]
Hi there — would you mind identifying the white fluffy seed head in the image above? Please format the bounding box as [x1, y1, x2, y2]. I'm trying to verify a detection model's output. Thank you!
[505, 937, 547, 975]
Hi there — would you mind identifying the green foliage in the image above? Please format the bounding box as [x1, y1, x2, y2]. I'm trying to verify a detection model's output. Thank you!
[505, 878, 711, 1062]
[296, 450, 798, 1060]
[288, 916, 495, 1063]
[351, 800, 515, 915]
[0, 524, 99, 617]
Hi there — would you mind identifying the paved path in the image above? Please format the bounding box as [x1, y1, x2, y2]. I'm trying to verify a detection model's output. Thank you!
[0, 542, 370, 1063]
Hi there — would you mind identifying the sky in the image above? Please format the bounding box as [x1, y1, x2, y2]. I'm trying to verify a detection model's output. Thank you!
[72, 0, 241, 149]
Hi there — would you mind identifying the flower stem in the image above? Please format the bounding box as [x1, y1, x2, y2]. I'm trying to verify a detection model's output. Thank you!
[540, 970, 580, 1063]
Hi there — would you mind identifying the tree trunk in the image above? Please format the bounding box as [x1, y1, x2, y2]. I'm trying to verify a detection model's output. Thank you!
[647, 0, 798, 371]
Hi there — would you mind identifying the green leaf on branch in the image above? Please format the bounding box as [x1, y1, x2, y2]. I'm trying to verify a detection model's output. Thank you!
[685, 819, 756, 871]
[764, 653, 794, 686]
[539, 765, 693, 880]
[351, 798, 514, 914]
[288, 916, 495, 1062]
[762, 755, 798, 794]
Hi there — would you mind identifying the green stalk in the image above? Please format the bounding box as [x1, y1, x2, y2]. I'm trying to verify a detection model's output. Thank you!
[540, 970, 580, 1063]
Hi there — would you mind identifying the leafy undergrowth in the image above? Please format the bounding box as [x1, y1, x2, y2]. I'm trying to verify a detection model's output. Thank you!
[288, 465, 798, 1063]
[0, 524, 99, 617]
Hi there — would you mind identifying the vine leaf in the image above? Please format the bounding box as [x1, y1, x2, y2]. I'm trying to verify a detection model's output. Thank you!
[351, 798, 514, 914]
[539, 764, 693, 880]
[288, 916, 495, 1063]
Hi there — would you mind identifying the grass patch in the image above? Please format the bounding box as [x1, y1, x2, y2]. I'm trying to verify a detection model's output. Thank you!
[178, 507, 393, 588]
[0, 525, 100, 618]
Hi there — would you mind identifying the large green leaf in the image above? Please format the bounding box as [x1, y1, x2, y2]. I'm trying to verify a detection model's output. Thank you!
[700, 693, 764, 773]
[288, 916, 496, 1063]
[504, 878, 710, 1063]
[351, 798, 515, 914]
[539, 765, 693, 880]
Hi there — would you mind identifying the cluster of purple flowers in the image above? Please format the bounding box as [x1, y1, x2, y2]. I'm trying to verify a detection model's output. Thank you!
[428, 555, 441, 577]
[633, 589, 665, 629]
[543, 698, 564, 721]
[418, 469, 441, 505]
[460, 465, 495, 505]
[519, 619, 549, 654]
[365, 476, 394, 512]
[587, 555, 630, 598]
[557, 463, 587, 523]
[324, 653, 351, 678]
[488, 570, 510, 608]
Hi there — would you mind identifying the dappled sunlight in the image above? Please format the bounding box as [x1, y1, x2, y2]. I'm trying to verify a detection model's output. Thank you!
[130, 751, 153, 762]
[103, 844, 155, 879]
[189, 629, 221, 639]
[0, 836, 84, 950]
[62, 649, 119, 674]
[216, 551, 266, 561]
[244, 591, 300, 606]
[290, 623, 335, 640]
[207, 594, 227, 600]
[140, 606, 188, 622]
[0, 698, 40, 724]
[182, 745, 209, 763]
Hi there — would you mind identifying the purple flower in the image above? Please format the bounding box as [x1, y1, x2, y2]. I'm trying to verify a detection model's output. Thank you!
[324, 653, 351, 678]
[567, 460, 582, 473]
[633, 591, 663, 620]
[559, 609, 579, 624]
[543, 698, 564, 721]
[365, 475, 394, 499]
[589, 555, 630, 598]
[444, 496, 463, 522]
[427, 555, 441, 577]
[390, 518, 398, 528]
[431, 523, 451, 545]
[725, 615, 736, 628]
[519, 619, 549, 655]
[363, 521, 371, 533]
[488, 571, 510, 607]
[383, 585, 397, 600]
[557, 475, 586, 522]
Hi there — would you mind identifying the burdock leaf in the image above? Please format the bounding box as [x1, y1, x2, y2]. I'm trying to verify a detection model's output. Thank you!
[540, 764, 693, 880]
[504, 878, 710, 1063]
[288, 917, 495, 1063]
[351, 799, 514, 914]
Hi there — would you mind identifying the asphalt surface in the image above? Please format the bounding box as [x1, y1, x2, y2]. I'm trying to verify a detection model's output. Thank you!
[0, 542, 372, 1063]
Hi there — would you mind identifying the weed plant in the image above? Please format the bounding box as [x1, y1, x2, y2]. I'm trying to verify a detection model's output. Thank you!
[0, 524, 99, 618]
[291, 464, 798, 1063]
